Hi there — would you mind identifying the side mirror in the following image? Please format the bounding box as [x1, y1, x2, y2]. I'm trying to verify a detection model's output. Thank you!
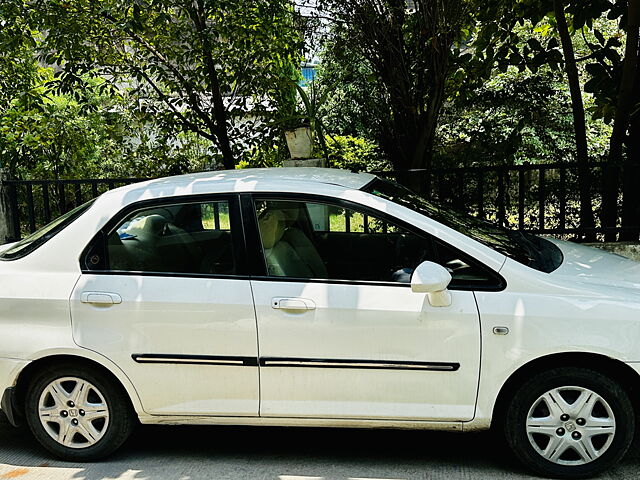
[410, 261, 452, 307]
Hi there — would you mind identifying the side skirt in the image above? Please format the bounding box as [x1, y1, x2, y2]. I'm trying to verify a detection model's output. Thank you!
[137, 414, 464, 431]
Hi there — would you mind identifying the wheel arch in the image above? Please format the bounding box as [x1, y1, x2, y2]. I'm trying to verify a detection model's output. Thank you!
[491, 352, 640, 430]
[12, 352, 144, 421]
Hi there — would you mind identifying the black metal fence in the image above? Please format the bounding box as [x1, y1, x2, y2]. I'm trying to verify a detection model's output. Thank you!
[380, 162, 630, 240]
[1, 177, 145, 240]
[0, 162, 633, 242]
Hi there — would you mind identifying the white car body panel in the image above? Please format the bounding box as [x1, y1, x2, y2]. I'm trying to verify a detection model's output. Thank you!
[251, 280, 480, 421]
[1, 168, 640, 435]
[70, 274, 259, 416]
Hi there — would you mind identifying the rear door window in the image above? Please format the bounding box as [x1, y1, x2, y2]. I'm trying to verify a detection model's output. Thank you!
[84, 198, 238, 275]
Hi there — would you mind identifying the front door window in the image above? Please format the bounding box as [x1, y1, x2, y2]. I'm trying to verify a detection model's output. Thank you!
[254, 198, 493, 287]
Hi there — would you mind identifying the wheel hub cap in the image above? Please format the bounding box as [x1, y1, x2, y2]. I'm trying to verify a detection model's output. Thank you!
[526, 386, 616, 466]
[38, 377, 110, 449]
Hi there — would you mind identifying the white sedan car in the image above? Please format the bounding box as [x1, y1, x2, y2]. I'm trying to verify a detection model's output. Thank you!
[1, 168, 639, 478]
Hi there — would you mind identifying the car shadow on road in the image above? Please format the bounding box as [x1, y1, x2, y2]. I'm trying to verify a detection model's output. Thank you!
[2, 414, 640, 480]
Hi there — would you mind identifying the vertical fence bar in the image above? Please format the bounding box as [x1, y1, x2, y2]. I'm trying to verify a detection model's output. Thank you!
[518, 167, 525, 230]
[477, 169, 484, 219]
[8, 182, 20, 240]
[363, 214, 370, 234]
[424, 169, 432, 199]
[26, 184, 36, 233]
[497, 168, 506, 227]
[74, 183, 82, 207]
[42, 183, 51, 224]
[91, 181, 98, 198]
[538, 168, 546, 232]
[345, 210, 351, 233]
[559, 166, 566, 232]
[57, 183, 66, 214]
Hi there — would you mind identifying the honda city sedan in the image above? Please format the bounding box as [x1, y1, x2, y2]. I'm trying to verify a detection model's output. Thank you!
[2, 168, 640, 478]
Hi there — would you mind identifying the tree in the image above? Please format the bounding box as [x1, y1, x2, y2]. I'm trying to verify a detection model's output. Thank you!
[553, 0, 597, 238]
[606, 0, 640, 239]
[18, 0, 302, 169]
[469, 0, 607, 239]
[317, 0, 473, 172]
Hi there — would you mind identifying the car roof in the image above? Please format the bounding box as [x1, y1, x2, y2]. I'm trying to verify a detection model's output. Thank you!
[108, 167, 377, 198]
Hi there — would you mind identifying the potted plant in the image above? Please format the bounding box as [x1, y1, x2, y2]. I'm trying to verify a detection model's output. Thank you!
[283, 120, 313, 159]
[282, 80, 336, 161]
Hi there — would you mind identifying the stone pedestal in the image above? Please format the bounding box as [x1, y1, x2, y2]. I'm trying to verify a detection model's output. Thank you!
[283, 158, 326, 168]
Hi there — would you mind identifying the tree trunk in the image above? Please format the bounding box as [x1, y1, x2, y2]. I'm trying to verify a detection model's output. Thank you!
[620, 1, 640, 241]
[604, 0, 639, 240]
[193, 2, 236, 170]
[410, 69, 447, 172]
[553, 0, 596, 240]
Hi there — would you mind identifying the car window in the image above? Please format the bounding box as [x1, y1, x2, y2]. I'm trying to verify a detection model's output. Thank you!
[85, 199, 237, 275]
[254, 198, 493, 286]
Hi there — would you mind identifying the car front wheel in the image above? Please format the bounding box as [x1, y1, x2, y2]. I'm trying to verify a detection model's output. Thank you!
[504, 367, 634, 479]
[24, 363, 135, 461]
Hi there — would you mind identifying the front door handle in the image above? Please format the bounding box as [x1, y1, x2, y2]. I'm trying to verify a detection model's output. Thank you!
[272, 297, 316, 311]
[81, 292, 122, 305]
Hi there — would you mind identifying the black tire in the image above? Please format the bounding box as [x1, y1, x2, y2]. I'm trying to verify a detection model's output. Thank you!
[503, 367, 635, 479]
[24, 362, 136, 461]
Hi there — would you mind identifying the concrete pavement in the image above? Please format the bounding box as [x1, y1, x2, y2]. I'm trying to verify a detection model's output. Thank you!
[1, 414, 640, 480]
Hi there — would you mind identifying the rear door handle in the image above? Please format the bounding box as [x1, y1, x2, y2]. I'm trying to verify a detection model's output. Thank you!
[81, 292, 122, 305]
[272, 297, 316, 311]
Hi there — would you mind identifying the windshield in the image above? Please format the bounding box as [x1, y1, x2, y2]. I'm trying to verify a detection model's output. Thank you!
[363, 178, 563, 273]
[0, 199, 95, 261]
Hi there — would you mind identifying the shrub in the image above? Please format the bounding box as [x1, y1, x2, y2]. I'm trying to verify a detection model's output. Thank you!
[325, 135, 391, 172]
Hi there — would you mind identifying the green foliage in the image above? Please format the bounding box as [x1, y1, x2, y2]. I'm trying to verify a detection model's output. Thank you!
[237, 142, 287, 169]
[9, 0, 302, 169]
[0, 71, 216, 179]
[436, 66, 612, 167]
[316, 0, 476, 170]
[325, 135, 391, 172]
[472, 0, 630, 127]
[316, 35, 387, 142]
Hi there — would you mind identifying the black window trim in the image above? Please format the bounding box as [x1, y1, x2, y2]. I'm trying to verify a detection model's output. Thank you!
[80, 193, 249, 278]
[242, 192, 506, 292]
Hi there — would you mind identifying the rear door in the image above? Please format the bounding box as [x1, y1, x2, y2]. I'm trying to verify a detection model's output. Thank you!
[70, 195, 259, 416]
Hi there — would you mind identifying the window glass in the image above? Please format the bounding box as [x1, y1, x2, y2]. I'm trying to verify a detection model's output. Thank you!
[256, 199, 470, 284]
[255, 199, 494, 286]
[201, 202, 231, 230]
[100, 200, 236, 275]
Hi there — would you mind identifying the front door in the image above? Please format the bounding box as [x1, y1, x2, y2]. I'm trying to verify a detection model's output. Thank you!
[71, 195, 259, 416]
[247, 195, 490, 421]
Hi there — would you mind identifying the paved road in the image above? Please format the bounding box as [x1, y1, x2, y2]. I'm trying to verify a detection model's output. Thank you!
[1, 414, 640, 480]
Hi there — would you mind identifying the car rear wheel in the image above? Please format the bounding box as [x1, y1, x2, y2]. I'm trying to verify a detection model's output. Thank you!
[24, 363, 135, 461]
[504, 367, 634, 478]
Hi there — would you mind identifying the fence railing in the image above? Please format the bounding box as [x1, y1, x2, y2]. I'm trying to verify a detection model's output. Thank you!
[0, 177, 146, 242]
[379, 162, 634, 241]
[0, 162, 635, 243]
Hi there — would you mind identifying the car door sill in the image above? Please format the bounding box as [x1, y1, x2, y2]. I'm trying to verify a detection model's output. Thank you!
[138, 414, 463, 431]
